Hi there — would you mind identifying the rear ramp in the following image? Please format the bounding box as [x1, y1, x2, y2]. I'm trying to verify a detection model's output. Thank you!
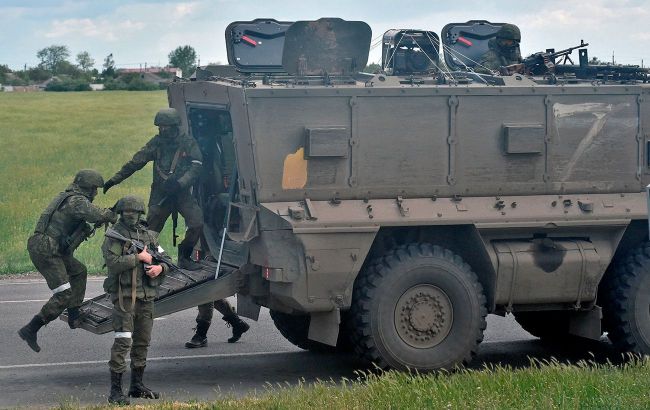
[61, 241, 248, 334]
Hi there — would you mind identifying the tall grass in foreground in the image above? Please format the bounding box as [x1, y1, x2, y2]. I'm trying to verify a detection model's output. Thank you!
[0, 91, 178, 274]
[58, 357, 650, 409]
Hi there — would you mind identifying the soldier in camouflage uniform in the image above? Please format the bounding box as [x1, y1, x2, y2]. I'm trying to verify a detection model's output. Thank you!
[18, 169, 117, 353]
[185, 117, 249, 348]
[476, 24, 522, 74]
[103, 108, 204, 270]
[103, 195, 168, 405]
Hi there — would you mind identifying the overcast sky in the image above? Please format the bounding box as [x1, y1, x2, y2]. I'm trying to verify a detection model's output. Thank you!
[1, 0, 649, 71]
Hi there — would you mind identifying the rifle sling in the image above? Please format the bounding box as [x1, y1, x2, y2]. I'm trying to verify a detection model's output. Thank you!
[155, 148, 183, 181]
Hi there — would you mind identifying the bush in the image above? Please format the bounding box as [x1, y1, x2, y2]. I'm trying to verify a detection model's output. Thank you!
[103, 77, 159, 91]
[45, 79, 92, 92]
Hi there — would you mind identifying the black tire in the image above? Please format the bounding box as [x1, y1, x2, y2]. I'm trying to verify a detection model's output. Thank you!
[513, 311, 572, 340]
[269, 310, 352, 353]
[600, 241, 650, 354]
[349, 243, 487, 371]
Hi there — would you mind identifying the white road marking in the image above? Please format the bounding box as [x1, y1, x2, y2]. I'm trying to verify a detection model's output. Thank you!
[0, 351, 292, 370]
[0, 298, 93, 304]
[0, 278, 105, 285]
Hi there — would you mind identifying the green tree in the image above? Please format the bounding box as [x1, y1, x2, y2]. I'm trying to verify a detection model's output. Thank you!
[26, 67, 52, 82]
[168, 45, 197, 78]
[102, 53, 116, 78]
[36, 45, 70, 74]
[0, 64, 10, 83]
[364, 62, 381, 73]
[76, 51, 95, 72]
[589, 56, 607, 65]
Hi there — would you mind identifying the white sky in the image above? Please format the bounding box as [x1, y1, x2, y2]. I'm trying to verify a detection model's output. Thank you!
[1, 0, 649, 71]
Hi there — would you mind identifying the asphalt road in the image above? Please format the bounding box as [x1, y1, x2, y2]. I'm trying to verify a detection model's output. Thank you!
[0, 276, 621, 408]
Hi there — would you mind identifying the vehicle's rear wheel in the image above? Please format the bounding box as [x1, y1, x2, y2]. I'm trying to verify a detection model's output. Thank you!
[513, 311, 572, 340]
[269, 310, 352, 353]
[600, 241, 650, 354]
[349, 243, 487, 371]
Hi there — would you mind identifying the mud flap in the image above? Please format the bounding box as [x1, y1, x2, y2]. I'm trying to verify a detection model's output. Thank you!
[307, 308, 340, 346]
[568, 306, 602, 340]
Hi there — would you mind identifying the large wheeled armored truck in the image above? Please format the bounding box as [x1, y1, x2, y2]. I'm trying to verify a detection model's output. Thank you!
[71, 18, 650, 372]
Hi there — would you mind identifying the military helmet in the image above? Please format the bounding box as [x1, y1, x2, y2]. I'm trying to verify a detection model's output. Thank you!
[115, 195, 146, 214]
[154, 108, 181, 126]
[496, 24, 521, 42]
[73, 169, 104, 189]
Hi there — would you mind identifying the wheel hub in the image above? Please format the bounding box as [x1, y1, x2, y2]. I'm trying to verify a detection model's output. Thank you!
[394, 284, 453, 349]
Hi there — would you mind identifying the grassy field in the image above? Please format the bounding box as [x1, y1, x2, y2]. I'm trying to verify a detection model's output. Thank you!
[0, 90, 182, 274]
[56, 358, 650, 409]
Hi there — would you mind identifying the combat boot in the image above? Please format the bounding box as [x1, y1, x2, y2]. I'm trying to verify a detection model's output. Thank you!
[67, 306, 88, 329]
[128, 366, 160, 399]
[18, 315, 45, 352]
[178, 245, 202, 271]
[185, 319, 210, 348]
[223, 314, 250, 343]
[108, 370, 130, 405]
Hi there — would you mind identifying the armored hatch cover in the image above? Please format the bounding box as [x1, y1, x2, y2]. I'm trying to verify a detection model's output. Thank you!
[441, 20, 515, 71]
[225, 18, 293, 73]
[381, 29, 440, 75]
[282, 18, 372, 76]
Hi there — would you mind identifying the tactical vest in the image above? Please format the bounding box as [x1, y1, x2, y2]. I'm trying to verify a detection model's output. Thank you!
[34, 190, 83, 244]
[153, 134, 194, 183]
[103, 222, 164, 302]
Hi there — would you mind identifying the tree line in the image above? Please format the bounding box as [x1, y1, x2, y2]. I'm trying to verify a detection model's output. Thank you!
[0, 45, 198, 91]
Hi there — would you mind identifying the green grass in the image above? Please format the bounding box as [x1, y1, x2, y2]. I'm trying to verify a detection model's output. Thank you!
[0, 90, 185, 274]
[55, 358, 650, 409]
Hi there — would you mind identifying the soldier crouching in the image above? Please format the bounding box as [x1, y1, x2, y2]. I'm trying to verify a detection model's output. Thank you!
[102, 195, 168, 405]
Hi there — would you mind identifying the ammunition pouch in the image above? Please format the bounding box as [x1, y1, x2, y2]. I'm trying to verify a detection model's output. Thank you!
[60, 223, 94, 254]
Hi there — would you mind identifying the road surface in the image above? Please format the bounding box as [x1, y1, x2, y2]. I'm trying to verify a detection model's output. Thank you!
[0, 276, 619, 408]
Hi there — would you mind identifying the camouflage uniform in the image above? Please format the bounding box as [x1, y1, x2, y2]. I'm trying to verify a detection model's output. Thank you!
[103, 195, 167, 404]
[186, 120, 249, 347]
[476, 24, 522, 73]
[18, 169, 116, 353]
[104, 108, 204, 268]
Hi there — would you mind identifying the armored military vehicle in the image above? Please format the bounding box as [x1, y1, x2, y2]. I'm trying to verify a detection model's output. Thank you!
[71, 18, 650, 372]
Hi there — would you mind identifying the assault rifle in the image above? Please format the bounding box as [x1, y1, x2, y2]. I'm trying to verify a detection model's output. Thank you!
[105, 227, 179, 271]
[503, 40, 589, 76]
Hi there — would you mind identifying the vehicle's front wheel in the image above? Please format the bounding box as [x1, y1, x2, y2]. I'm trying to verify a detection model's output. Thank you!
[349, 243, 487, 371]
[600, 241, 650, 354]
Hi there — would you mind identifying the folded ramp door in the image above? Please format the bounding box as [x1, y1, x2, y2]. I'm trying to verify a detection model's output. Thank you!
[61, 261, 242, 334]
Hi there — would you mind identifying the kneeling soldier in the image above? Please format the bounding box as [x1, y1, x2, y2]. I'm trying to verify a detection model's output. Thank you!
[103, 195, 168, 405]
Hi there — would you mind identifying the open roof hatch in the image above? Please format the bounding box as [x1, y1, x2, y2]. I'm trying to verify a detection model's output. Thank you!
[225, 18, 293, 73]
[441, 21, 514, 71]
[382, 29, 440, 75]
[281, 18, 371, 76]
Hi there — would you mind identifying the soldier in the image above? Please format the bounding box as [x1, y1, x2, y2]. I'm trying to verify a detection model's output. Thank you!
[18, 169, 117, 353]
[103, 195, 168, 405]
[185, 299, 250, 347]
[185, 115, 249, 347]
[476, 24, 523, 73]
[103, 108, 203, 270]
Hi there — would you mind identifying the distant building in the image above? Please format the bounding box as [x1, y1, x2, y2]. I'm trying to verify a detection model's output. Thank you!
[117, 66, 182, 78]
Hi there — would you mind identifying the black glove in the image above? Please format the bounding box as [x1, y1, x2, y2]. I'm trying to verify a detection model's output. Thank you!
[103, 179, 116, 194]
[163, 178, 181, 193]
[106, 210, 118, 225]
